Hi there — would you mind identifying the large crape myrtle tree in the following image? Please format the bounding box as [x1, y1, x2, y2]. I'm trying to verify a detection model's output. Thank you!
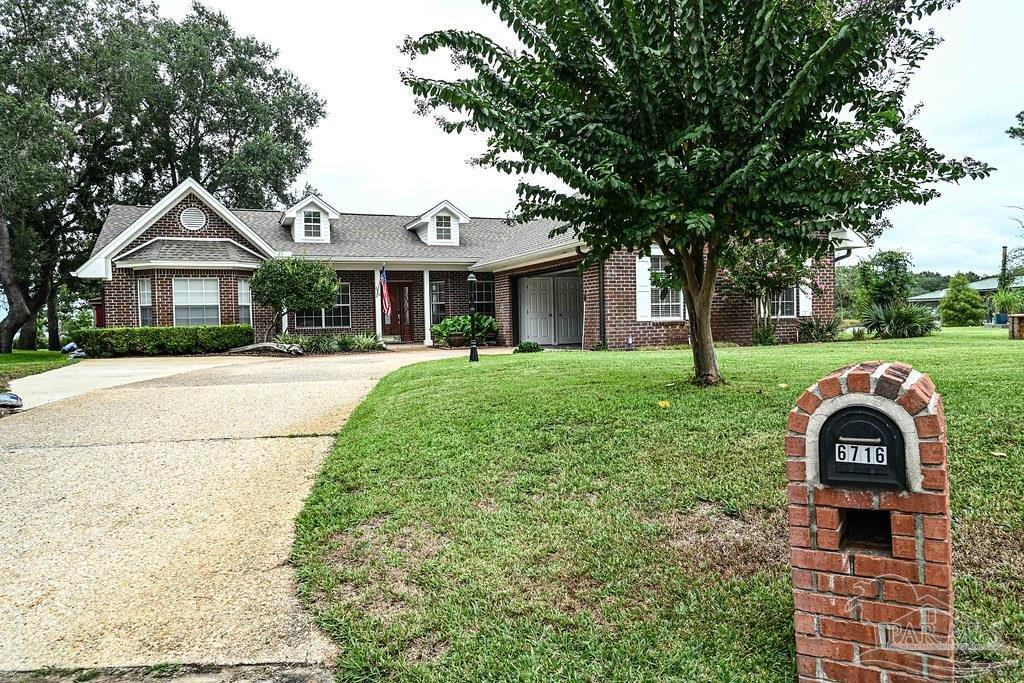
[402, 0, 990, 384]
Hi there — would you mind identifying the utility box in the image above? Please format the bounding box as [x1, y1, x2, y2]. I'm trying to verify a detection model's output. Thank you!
[786, 362, 954, 682]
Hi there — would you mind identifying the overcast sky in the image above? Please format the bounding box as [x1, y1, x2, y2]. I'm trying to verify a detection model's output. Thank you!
[159, 0, 1024, 275]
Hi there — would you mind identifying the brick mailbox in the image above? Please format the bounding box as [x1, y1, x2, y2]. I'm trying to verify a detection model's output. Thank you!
[786, 362, 954, 682]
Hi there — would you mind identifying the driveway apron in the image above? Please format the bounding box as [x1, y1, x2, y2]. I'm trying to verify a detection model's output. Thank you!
[0, 349, 473, 672]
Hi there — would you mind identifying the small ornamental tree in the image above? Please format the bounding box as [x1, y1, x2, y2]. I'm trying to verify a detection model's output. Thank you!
[939, 274, 986, 327]
[723, 240, 815, 336]
[401, 0, 991, 385]
[249, 257, 339, 341]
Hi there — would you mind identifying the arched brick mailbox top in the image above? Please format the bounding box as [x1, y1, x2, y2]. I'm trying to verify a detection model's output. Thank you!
[785, 362, 954, 683]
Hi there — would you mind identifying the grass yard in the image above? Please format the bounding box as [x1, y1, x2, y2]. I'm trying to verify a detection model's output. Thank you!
[294, 327, 1024, 681]
[0, 350, 72, 392]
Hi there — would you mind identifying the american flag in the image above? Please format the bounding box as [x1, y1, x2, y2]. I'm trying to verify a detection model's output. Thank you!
[379, 266, 392, 316]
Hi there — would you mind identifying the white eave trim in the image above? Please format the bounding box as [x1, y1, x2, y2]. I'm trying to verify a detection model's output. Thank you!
[403, 200, 472, 229]
[472, 240, 585, 272]
[74, 178, 278, 279]
[116, 260, 261, 270]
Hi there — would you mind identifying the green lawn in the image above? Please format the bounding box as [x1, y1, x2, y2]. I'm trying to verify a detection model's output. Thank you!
[294, 327, 1024, 681]
[0, 350, 71, 392]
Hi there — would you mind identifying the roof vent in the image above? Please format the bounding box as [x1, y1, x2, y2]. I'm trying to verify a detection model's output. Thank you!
[180, 207, 207, 231]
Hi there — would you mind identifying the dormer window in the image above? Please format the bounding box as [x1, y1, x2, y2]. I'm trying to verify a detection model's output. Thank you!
[435, 215, 452, 241]
[303, 211, 322, 239]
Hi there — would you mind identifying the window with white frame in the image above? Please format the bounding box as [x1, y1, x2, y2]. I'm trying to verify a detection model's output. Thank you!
[430, 281, 446, 322]
[650, 255, 684, 319]
[138, 278, 153, 326]
[471, 279, 495, 316]
[173, 278, 220, 326]
[435, 214, 452, 241]
[238, 279, 252, 326]
[771, 286, 798, 318]
[297, 283, 351, 328]
[303, 210, 322, 238]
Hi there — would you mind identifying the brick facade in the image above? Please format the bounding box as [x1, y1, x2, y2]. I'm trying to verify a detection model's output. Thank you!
[786, 363, 954, 682]
[117, 193, 265, 257]
[493, 249, 835, 349]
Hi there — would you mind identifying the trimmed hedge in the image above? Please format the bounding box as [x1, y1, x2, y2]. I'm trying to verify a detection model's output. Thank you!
[70, 325, 254, 357]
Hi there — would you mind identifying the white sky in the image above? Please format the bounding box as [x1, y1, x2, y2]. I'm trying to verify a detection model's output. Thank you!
[158, 0, 1024, 275]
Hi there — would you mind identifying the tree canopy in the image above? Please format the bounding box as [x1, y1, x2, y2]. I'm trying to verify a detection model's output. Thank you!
[0, 0, 325, 352]
[402, 0, 991, 383]
[853, 249, 914, 310]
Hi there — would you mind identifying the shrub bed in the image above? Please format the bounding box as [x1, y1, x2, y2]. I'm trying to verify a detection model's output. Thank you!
[70, 325, 254, 357]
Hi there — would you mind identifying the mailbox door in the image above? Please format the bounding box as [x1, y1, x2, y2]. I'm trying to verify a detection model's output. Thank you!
[818, 407, 906, 490]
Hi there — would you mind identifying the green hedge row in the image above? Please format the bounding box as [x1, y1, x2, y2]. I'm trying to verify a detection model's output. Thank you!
[70, 325, 254, 357]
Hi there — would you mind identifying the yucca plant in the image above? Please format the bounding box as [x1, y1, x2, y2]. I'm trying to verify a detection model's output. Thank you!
[861, 304, 938, 339]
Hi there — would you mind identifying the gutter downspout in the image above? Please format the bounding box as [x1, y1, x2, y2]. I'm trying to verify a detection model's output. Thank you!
[598, 260, 606, 348]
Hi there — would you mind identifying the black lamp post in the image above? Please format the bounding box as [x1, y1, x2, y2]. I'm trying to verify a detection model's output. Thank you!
[467, 272, 479, 362]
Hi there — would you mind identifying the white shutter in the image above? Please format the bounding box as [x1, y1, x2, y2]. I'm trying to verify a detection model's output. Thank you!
[798, 259, 814, 317]
[636, 255, 652, 321]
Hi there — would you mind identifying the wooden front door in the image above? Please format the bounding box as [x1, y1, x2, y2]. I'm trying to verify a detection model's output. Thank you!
[383, 282, 413, 341]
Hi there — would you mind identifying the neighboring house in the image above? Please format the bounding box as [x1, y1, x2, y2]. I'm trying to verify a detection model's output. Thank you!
[909, 275, 1024, 315]
[75, 178, 842, 348]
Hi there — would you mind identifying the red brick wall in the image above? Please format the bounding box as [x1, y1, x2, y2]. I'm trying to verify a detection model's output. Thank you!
[285, 270, 375, 337]
[786, 364, 954, 682]
[102, 266, 268, 330]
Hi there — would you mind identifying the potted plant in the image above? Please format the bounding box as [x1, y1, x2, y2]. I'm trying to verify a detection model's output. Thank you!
[990, 289, 1023, 325]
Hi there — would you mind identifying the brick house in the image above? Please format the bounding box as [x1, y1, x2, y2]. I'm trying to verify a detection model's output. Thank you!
[75, 178, 845, 348]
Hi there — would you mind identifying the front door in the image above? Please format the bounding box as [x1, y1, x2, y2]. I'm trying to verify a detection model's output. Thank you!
[555, 277, 583, 345]
[521, 277, 554, 345]
[383, 282, 412, 341]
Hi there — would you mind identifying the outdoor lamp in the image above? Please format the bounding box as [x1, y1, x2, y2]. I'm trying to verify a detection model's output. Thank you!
[467, 272, 479, 362]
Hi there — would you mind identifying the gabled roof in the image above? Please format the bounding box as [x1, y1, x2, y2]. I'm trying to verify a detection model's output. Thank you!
[280, 194, 341, 226]
[402, 200, 471, 230]
[908, 275, 1024, 302]
[75, 178, 277, 279]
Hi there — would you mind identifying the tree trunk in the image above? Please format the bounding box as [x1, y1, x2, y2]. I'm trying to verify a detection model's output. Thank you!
[671, 238, 723, 386]
[47, 285, 60, 350]
[16, 313, 38, 349]
[0, 216, 30, 354]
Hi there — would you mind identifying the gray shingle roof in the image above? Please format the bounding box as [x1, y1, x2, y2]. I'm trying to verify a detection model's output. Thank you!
[92, 203, 578, 268]
[115, 238, 263, 265]
[908, 275, 1024, 302]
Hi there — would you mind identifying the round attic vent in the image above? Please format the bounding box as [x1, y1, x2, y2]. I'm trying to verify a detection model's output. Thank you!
[180, 207, 207, 231]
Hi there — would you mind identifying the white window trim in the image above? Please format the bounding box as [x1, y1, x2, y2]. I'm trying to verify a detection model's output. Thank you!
[172, 277, 221, 327]
[433, 213, 456, 244]
[296, 282, 352, 329]
[303, 210, 322, 239]
[638, 247, 687, 323]
[238, 278, 252, 326]
[770, 286, 799, 319]
[138, 278, 153, 326]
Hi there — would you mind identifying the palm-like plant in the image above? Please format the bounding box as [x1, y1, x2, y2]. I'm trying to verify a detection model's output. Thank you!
[990, 288, 1024, 316]
[861, 304, 938, 339]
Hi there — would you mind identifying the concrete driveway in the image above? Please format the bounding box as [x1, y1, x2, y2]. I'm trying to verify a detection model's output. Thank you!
[0, 348, 483, 676]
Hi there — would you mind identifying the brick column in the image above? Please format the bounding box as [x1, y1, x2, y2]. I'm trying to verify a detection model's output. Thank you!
[786, 362, 953, 682]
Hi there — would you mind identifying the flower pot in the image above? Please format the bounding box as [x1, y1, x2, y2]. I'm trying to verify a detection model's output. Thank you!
[447, 332, 466, 347]
[996, 313, 1009, 325]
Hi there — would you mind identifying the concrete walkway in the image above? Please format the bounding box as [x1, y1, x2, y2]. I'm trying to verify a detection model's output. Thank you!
[0, 348, 487, 674]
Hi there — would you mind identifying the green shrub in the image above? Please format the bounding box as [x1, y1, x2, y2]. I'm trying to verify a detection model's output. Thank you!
[852, 328, 867, 342]
[990, 288, 1023, 316]
[798, 316, 841, 343]
[513, 341, 543, 353]
[70, 325, 254, 357]
[861, 303, 938, 339]
[751, 325, 777, 346]
[938, 274, 987, 327]
[431, 315, 498, 344]
[349, 332, 385, 352]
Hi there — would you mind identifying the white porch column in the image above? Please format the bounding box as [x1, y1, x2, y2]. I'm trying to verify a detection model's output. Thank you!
[423, 270, 433, 346]
[281, 306, 288, 333]
[374, 267, 384, 338]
